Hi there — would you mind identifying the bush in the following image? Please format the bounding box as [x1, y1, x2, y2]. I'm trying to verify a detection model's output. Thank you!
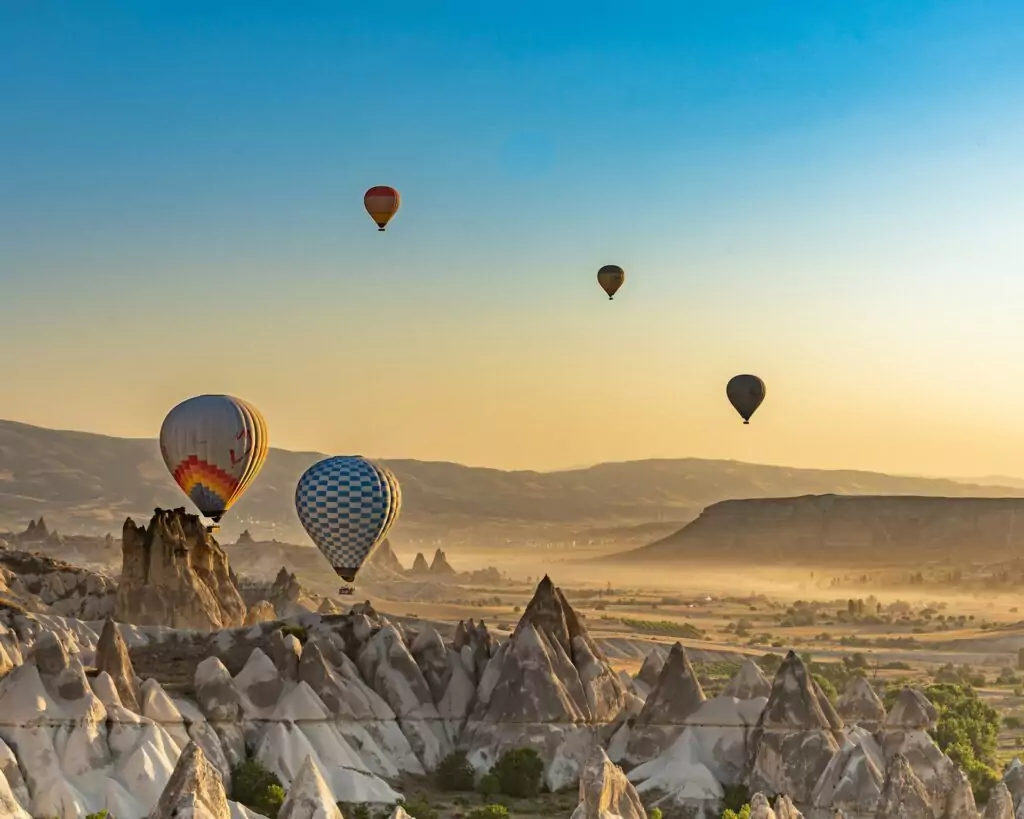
[478, 773, 501, 799]
[86, 813, 110, 819]
[649, 809, 662, 819]
[722, 807, 751, 819]
[401, 798, 439, 819]
[720, 783, 750, 813]
[341, 805, 372, 819]
[492, 747, 545, 798]
[467, 806, 510, 819]
[278, 624, 308, 644]
[231, 758, 286, 818]
[436, 750, 477, 792]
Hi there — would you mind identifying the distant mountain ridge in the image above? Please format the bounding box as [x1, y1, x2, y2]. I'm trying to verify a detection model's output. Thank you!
[606, 493, 1024, 567]
[2, 418, 1023, 543]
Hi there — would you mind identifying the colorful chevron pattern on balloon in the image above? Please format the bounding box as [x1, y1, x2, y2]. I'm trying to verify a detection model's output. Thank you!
[171, 455, 241, 515]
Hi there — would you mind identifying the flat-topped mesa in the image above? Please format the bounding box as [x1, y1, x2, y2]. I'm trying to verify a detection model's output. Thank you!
[116, 507, 246, 630]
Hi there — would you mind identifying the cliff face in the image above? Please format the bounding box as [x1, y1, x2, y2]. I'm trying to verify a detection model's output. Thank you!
[619, 494, 1024, 566]
[116, 507, 246, 630]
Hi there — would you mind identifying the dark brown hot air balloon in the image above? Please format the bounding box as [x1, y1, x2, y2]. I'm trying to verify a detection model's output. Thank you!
[597, 265, 625, 300]
[726, 374, 766, 424]
[363, 186, 401, 231]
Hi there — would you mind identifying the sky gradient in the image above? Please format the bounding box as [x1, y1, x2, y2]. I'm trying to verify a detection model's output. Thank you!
[2, 1, 1024, 476]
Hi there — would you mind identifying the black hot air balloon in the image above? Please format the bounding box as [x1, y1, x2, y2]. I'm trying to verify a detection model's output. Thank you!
[726, 374, 766, 424]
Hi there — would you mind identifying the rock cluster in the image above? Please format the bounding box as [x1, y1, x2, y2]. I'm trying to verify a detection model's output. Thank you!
[117, 508, 247, 630]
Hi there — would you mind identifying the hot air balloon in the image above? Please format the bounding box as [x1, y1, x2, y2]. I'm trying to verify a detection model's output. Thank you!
[295, 455, 401, 593]
[597, 265, 625, 300]
[726, 374, 766, 424]
[159, 395, 269, 528]
[364, 186, 400, 231]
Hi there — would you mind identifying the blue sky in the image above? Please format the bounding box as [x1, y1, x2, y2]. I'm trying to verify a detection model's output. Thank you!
[1, 1, 1023, 474]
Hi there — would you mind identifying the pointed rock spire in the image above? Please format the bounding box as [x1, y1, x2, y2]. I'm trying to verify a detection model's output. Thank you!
[836, 676, 885, 732]
[95, 617, 140, 711]
[875, 753, 934, 819]
[150, 741, 230, 819]
[277, 755, 342, 819]
[722, 657, 771, 700]
[636, 642, 705, 725]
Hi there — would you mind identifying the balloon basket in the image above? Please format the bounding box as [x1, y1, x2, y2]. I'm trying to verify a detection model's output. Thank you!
[205, 524, 220, 533]
[338, 586, 355, 596]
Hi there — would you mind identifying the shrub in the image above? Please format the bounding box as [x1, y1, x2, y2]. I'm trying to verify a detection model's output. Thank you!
[231, 758, 286, 818]
[341, 805, 372, 819]
[401, 798, 439, 819]
[278, 624, 308, 644]
[1004, 716, 1022, 730]
[721, 807, 751, 819]
[436, 751, 477, 792]
[467, 805, 510, 819]
[86, 813, 110, 819]
[720, 783, 750, 813]
[649, 809, 662, 819]
[492, 747, 545, 798]
[478, 773, 501, 799]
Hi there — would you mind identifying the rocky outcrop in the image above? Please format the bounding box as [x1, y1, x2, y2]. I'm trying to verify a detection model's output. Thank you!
[836, 676, 886, 733]
[748, 651, 843, 804]
[428, 549, 456, 576]
[985, 783, 1014, 819]
[453, 618, 494, 682]
[461, 575, 627, 789]
[879, 687, 954, 801]
[95, 617, 141, 711]
[722, 658, 771, 700]
[117, 508, 246, 630]
[623, 495, 1024, 567]
[18, 517, 49, 542]
[0, 549, 117, 619]
[245, 601, 277, 625]
[875, 753, 934, 819]
[1002, 758, 1024, 810]
[570, 747, 646, 819]
[150, 741, 231, 819]
[366, 540, 404, 574]
[634, 649, 665, 696]
[410, 553, 429, 574]
[624, 642, 705, 763]
[749, 792, 777, 819]
[810, 726, 884, 814]
[277, 755, 344, 819]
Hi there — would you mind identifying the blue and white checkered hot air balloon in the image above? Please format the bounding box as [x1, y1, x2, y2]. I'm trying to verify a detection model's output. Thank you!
[294, 456, 402, 587]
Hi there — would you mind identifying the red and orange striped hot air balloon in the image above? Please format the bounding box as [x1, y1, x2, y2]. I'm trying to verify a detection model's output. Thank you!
[363, 186, 401, 231]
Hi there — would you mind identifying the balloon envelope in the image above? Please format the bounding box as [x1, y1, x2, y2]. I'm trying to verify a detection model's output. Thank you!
[364, 186, 400, 231]
[295, 455, 401, 582]
[160, 395, 269, 521]
[726, 375, 766, 423]
[597, 265, 625, 299]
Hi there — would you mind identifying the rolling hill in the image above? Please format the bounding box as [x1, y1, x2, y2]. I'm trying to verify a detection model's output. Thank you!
[2, 418, 1024, 546]
[604, 493, 1024, 567]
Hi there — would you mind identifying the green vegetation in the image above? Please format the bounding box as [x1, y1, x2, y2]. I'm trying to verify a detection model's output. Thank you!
[400, 797, 440, 819]
[883, 683, 1000, 802]
[618, 618, 704, 639]
[492, 748, 545, 799]
[86, 813, 110, 819]
[231, 758, 286, 819]
[478, 772, 501, 799]
[467, 805, 510, 819]
[649, 809, 662, 819]
[721, 807, 751, 819]
[277, 624, 308, 644]
[720, 784, 751, 814]
[436, 750, 477, 792]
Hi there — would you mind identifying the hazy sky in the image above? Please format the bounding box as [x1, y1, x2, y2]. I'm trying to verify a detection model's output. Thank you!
[2, 2, 1023, 476]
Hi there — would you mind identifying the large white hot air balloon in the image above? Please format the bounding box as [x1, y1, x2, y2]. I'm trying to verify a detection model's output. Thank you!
[159, 394, 269, 526]
[294, 455, 401, 592]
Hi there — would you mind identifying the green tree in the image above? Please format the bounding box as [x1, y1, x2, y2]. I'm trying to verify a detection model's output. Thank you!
[436, 751, 477, 791]
[231, 758, 286, 818]
[722, 807, 751, 819]
[492, 748, 545, 798]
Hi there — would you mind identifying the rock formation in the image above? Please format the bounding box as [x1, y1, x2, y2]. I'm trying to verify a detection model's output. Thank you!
[95, 617, 141, 711]
[365, 539, 404, 575]
[985, 782, 1015, 819]
[570, 747, 646, 819]
[634, 649, 665, 696]
[624, 642, 706, 763]
[721, 657, 771, 700]
[410, 553, 430, 574]
[117, 508, 246, 630]
[623, 495, 1024, 567]
[277, 755, 344, 819]
[428, 548, 456, 576]
[461, 575, 627, 789]
[19, 517, 48, 542]
[879, 686, 954, 801]
[875, 753, 934, 819]
[836, 676, 886, 733]
[748, 650, 844, 804]
[150, 742, 230, 819]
